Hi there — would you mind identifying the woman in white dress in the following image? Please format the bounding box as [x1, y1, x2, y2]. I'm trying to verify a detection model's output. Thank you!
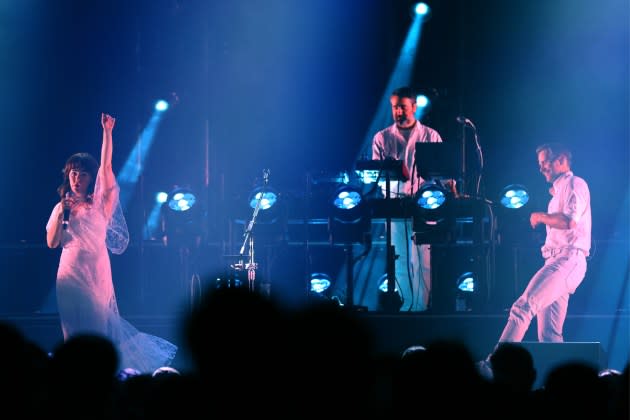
[46, 113, 177, 373]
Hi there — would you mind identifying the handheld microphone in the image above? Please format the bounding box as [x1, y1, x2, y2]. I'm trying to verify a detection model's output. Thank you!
[62, 192, 71, 230]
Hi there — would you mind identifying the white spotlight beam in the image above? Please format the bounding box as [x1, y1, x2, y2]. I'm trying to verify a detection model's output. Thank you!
[355, 12, 426, 162]
[118, 110, 166, 207]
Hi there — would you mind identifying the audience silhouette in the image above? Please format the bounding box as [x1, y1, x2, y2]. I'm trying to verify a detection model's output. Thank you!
[1, 286, 627, 419]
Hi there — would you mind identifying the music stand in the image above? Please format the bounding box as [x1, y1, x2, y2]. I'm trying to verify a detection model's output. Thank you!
[414, 142, 459, 181]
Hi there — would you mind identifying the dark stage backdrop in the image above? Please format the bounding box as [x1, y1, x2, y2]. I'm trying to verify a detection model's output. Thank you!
[0, 0, 627, 314]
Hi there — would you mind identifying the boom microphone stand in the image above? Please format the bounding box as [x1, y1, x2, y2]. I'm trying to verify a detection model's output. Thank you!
[236, 169, 270, 292]
[456, 115, 484, 197]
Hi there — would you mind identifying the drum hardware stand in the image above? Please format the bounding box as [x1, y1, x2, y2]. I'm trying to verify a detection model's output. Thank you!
[234, 169, 270, 292]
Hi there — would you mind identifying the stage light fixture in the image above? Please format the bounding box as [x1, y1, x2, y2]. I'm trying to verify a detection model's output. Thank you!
[455, 271, 477, 312]
[310, 272, 332, 295]
[429, 246, 491, 313]
[376, 274, 402, 312]
[409, 2, 432, 21]
[416, 94, 429, 109]
[156, 191, 168, 204]
[248, 187, 278, 211]
[330, 184, 366, 224]
[499, 184, 530, 209]
[328, 184, 370, 245]
[333, 186, 362, 210]
[414, 93, 432, 121]
[308, 272, 335, 302]
[168, 187, 197, 212]
[154, 92, 179, 113]
[413, 181, 455, 244]
[161, 186, 203, 248]
[414, 2, 429, 16]
[154, 99, 169, 112]
[496, 183, 535, 246]
[234, 184, 286, 248]
[245, 186, 282, 227]
[416, 181, 448, 210]
[456, 271, 476, 293]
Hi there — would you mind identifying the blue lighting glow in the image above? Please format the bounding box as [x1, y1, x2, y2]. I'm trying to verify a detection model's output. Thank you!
[310, 273, 332, 294]
[415, 3, 429, 16]
[333, 190, 362, 210]
[457, 272, 475, 292]
[155, 100, 169, 112]
[416, 94, 429, 108]
[169, 190, 196, 212]
[417, 187, 446, 210]
[500, 184, 530, 209]
[249, 190, 278, 210]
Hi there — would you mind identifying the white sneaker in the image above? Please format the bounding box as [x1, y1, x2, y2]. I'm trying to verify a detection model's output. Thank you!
[475, 358, 493, 380]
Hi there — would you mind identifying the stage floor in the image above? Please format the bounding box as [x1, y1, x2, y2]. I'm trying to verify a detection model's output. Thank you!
[4, 310, 628, 380]
[1, 240, 627, 381]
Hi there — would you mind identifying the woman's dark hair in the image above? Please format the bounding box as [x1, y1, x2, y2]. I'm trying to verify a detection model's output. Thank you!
[57, 153, 99, 199]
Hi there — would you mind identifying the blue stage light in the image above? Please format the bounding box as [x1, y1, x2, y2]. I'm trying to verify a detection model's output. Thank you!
[499, 184, 530, 209]
[155, 100, 169, 112]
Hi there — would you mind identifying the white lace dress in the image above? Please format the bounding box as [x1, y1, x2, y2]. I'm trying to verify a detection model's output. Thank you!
[47, 168, 177, 373]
